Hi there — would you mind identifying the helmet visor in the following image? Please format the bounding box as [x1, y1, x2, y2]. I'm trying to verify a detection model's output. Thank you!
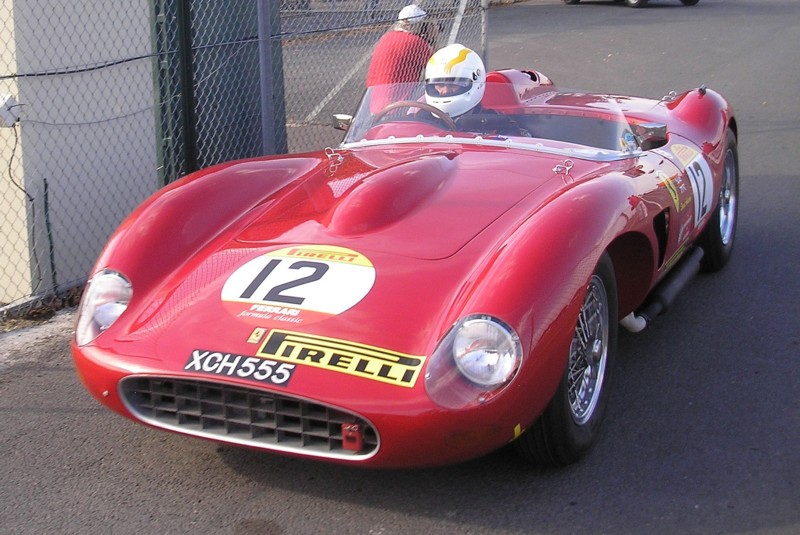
[425, 77, 474, 98]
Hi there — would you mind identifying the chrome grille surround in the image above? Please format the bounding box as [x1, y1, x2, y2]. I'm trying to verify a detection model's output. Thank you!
[119, 376, 379, 461]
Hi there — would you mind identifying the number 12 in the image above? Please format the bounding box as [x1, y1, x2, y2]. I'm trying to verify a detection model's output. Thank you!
[239, 259, 329, 305]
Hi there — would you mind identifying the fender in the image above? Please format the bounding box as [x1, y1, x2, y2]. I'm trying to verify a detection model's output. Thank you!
[458, 170, 638, 337]
[666, 87, 732, 154]
[92, 155, 327, 298]
[435, 172, 639, 425]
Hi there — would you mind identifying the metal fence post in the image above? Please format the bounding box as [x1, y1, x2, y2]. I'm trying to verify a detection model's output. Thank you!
[176, 0, 199, 173]
[258, 0, 288, 155]
[482, 0, 490, 68]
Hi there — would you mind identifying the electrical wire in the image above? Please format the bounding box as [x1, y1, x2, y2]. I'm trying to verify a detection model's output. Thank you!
[10, 38, 252, 128]
[4, 123, 44, 293]
[5, 122, 29, 201]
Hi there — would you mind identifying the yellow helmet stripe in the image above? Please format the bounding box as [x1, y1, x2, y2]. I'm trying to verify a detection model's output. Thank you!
[444, 48, 471, 74]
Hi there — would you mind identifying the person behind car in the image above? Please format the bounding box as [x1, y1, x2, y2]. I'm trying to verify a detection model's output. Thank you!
[366, 4, 435, 114]
[367, 4, 433, 87]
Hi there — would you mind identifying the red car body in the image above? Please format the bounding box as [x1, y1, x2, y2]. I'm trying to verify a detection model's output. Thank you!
[72, 69, 737, 468]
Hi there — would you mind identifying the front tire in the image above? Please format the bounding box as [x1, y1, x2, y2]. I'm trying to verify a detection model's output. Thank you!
[698, 128, 738, 272]
[563, 0, 581, 4]
[626, 0, 649, 6]
[681, 0, 700, 5]
[514, 254, 618, 466]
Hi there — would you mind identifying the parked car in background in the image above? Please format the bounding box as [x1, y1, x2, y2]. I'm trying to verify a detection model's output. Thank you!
[564, 0, 699, 7]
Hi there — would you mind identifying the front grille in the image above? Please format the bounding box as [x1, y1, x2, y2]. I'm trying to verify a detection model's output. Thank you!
[120, 377, 379, 460]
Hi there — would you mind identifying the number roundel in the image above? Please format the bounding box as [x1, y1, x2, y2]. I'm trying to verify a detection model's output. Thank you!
[221, 245, 376, 326]
[671, 144, 714, 226]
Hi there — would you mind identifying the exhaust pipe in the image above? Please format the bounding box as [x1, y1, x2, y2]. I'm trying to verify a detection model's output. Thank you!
[620, 247, 705, 333]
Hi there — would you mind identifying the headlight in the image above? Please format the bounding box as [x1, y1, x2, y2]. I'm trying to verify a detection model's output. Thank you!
[425, 314, 522, 409]
[75, 269, 132, 346]
[453, 317, 521, 387]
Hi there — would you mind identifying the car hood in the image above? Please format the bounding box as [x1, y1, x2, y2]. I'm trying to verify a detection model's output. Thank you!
[107, 144, 610, 382]
[234, 145, 567, 260]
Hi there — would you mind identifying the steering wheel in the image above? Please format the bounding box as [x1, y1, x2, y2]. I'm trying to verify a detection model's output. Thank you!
[372, 100, 458, 131]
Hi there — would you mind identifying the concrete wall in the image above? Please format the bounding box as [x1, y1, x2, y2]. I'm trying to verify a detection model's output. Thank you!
[1, 0, 31, 304]
[2, 0, 158, 304]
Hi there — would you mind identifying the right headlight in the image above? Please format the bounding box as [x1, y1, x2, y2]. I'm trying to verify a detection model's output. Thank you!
[425, 314, 522, 409]
[75, 269, 132, 346]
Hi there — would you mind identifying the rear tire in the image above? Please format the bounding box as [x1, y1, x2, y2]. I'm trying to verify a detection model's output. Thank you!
[514, 254, 618, 466]
[698, 128, 738, 272]
[626, 0, 649, 6]
[564, 0, 581, 4]
[681, 0, 700, 5]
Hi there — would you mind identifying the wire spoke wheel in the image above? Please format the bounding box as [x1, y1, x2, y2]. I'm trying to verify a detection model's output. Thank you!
[699, 128, 738, 272]
[719, 145, 738, 247]
[567, 274, 609, 425]
[514, 254, 617, 466]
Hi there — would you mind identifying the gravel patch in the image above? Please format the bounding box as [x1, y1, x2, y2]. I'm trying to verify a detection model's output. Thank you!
[0, 310, 75, 368]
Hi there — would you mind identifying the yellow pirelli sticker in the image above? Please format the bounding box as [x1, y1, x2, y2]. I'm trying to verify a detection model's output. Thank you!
[256, 329, 426, 388]
[280, 245, 373, 267]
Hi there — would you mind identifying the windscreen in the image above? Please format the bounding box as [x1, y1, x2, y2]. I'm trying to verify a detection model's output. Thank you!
[341, 80, 640, 161]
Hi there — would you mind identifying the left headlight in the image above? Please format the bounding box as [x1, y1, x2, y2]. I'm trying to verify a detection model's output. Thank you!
[453, 317, 521, 387]
[75, 269, 132, 346]
[425, 314, 522, 409]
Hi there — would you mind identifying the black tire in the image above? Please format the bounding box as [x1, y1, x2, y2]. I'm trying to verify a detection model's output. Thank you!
[698, 128, 738, 272]
[626, 0, 649, 6]
[563, 0, 581, 4]
[681, 0, 700, 5]
[514, 254, 618, 466]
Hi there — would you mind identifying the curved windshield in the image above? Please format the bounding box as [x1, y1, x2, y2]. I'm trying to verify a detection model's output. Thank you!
[341, 79, 641, 161]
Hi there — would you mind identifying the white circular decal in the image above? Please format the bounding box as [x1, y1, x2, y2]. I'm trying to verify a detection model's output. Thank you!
[222, 245, 375, 326]
[672, 144, 715, 226]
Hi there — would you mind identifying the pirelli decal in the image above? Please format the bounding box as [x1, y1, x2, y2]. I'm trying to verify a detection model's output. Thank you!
[256, 329, 426, 388]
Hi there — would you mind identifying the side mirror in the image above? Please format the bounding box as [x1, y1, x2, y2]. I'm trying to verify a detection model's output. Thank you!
[333, 114, 352, 131]
[632, 122, 668, 151]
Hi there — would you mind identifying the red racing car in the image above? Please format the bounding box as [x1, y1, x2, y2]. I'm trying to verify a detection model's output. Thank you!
[72, 68, 737, 468]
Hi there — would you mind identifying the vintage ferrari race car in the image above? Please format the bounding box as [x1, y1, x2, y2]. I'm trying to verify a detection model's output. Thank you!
[72, 68, 737, 468]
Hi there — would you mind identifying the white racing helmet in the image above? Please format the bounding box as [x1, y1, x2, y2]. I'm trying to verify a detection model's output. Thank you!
[424, 44, 486, 118]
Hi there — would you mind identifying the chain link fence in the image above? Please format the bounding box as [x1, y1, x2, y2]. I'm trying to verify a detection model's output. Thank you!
[1, 0, 488, 322]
